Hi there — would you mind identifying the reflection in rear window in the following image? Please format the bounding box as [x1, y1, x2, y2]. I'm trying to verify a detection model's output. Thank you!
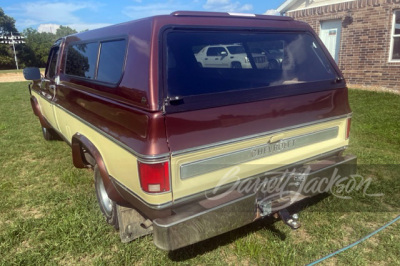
[166, 31, 337, 97]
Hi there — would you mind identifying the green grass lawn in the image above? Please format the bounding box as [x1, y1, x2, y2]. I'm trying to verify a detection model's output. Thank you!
[0, 68, 45, 74]
[0, 82, 399, 265]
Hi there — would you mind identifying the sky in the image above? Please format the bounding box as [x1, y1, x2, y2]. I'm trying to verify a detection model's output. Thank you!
[2, 0, 284, 33]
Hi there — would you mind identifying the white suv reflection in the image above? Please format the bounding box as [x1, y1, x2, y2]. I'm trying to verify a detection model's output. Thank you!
[195, 44, 269, 69]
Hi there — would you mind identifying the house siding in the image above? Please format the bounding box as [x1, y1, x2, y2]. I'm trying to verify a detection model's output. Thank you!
[286, 0, 400, 90]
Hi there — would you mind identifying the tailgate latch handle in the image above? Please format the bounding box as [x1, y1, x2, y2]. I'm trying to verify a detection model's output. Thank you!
[269, 133, 285, 143]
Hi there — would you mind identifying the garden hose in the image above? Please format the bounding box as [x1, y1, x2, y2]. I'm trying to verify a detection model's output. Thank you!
[307, 214, 400, 265]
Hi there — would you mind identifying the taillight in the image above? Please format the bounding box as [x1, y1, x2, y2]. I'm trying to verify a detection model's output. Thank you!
[346, 118, 352, 140]
[138, 161, 170, 193]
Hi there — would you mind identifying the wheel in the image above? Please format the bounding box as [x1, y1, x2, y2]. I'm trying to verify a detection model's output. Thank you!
[231, 62, 242, 69]
[41, 127, 59, 141]
[94, 165, 119, 229]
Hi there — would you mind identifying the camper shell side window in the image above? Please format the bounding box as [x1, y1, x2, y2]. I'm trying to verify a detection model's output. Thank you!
[64, 38, 128, 85]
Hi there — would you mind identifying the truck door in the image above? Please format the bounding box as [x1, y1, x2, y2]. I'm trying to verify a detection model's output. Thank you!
[39, 42, 61, 130]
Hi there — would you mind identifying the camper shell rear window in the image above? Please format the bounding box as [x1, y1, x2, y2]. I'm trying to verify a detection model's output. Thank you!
[164, 28, 342, 112]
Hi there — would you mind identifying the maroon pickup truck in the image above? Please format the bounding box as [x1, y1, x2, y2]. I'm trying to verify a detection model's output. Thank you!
[23, 11, 356, 250]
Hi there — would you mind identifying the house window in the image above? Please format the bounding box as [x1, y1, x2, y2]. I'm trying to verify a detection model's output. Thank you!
[390, 10, 400, 60]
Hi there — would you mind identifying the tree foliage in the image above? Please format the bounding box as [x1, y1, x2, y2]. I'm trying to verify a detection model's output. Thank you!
[0, 8, 18, 69]
[19, 26, 78, 68]
[0, 8, 17, 34]
[0, 43, 14, 69]
[1, 7, 78, 69]
[19, 28, 55, 68]
[55, 25, 77, 39]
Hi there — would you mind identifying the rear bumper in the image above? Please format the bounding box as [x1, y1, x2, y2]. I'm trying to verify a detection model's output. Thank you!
[153, 154, 357, 250]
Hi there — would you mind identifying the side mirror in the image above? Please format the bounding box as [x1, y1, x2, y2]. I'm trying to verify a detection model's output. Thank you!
[220, 51, 227, 56]
[23, 67, 41, 80]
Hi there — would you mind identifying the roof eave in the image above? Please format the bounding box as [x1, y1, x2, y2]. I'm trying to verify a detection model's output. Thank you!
[276, 0, 299, 14]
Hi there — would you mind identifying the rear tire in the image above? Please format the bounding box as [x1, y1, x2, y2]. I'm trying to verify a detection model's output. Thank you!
[94, 165, 119, 229]
[41, 127, 59, 141]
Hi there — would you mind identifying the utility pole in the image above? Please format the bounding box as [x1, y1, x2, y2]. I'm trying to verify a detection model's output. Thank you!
[11, 33, 19, 69]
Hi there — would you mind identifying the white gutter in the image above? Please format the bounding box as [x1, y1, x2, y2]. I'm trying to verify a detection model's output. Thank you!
[276, 0, 298, 14]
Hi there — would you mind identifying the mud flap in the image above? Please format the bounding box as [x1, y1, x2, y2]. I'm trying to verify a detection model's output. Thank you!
[117, 205, 153, 243]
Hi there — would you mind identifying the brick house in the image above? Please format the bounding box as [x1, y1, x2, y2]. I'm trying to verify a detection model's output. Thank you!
[277, 0, 400, 91]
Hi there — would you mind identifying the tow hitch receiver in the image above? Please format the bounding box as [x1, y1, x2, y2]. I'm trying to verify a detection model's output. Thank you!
[279, 209, 301, 230]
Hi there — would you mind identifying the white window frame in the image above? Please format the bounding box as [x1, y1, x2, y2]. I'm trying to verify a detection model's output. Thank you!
[389, 10, 400, 62]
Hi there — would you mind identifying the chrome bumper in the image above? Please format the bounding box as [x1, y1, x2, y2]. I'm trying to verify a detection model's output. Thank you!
[153, 154, 357, 250]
